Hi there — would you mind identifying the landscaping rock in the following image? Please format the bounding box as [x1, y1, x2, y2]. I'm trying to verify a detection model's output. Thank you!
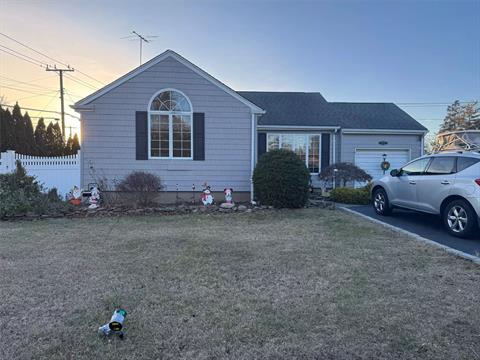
[237, 205, 247, 211]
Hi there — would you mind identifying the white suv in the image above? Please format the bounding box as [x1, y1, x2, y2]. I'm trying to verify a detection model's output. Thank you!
[371, 152, 480, 238]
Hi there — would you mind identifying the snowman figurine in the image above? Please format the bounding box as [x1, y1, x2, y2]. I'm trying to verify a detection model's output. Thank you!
[200, 183, 214, 206]
[88, 186, 101, 209]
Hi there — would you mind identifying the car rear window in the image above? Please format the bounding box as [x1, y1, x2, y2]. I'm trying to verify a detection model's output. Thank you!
[425, 156, 456, 175]
[457, 157, 480, 172]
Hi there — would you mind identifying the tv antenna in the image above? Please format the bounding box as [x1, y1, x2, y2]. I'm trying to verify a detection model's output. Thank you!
[121, 31, 158, 65]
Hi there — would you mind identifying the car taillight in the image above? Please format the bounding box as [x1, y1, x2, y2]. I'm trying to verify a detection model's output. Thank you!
[475, 179, 480, 186]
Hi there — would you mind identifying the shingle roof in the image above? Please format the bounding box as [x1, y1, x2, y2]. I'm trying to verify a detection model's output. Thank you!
[238, 91, 427, 131]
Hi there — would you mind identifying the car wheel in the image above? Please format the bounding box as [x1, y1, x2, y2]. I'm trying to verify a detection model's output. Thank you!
[373, 188, 392, 216]
[443, 199, 477, 238]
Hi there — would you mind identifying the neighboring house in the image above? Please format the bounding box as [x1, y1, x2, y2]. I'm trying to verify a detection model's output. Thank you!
[73, 50, 427, 202]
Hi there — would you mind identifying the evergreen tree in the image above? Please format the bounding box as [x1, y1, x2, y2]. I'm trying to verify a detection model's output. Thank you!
[440, 100, 480, 132]
[71, 133, 80, 154]
[23, 112, 36, 155]
[45, 122, 55, 156]
[34, 118, 48, 156]
[65, 134, 73, 155]
[12, 103, 25, 154]
[463, 101, 480, 130]
[0, 106, 5, 152]
[3, 109, 15, 151]
[51, 122, 65, 156]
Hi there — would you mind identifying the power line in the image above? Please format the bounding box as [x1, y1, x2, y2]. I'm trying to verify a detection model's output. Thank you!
[64, 73, 98, 90]
[0, 32, 105, 86]
[0, 102, 80, 119]
[0, 74, 56, 91]
[0, 44, 48, 67]
[0, 83, 54, 95]
[0, 47, 45, 68]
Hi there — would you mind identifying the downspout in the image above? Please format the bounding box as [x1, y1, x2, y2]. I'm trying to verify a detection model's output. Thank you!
[332, 129, 337, 164]
[250, 113, 256, 203]
[421, 133, 425, 155]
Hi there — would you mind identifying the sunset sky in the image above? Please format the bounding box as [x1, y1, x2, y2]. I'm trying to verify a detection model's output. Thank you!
[0, 0, 478, 140]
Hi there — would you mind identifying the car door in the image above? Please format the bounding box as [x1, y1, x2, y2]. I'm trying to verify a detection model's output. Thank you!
[415, 156, 457, 213]
[390, 157, 431, 209]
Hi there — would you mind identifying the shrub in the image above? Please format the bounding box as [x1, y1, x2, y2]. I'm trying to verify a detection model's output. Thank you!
[330, 186, 371, 205]
[0, 161, 42, 217]
[0, 162, 71, 218]
[253, 149, 310, 208]
[319, 162, 372, 187]
[116, 171, 163, 207]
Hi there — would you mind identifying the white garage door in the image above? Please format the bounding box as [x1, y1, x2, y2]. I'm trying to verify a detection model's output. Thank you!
[355, 149, 410, 181]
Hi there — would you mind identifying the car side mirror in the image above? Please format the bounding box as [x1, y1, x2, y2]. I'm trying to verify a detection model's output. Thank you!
[390, 169, 400, 177]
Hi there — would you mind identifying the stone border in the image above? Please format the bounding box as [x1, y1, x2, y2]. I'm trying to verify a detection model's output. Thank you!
[340, 206, 480, 266]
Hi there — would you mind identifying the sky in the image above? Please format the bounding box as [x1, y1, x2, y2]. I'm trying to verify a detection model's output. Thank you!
[0, 0, 479, 140]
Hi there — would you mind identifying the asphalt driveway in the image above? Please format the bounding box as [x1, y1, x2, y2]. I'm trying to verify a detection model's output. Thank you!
[348, 205, 480, 257]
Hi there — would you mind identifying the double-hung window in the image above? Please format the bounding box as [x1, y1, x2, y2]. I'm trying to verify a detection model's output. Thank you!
[149, 89, 192, 159]
[267, 133, 322, 173]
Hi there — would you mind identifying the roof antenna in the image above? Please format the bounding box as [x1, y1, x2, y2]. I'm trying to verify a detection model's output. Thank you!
[121, 31, 158, 65]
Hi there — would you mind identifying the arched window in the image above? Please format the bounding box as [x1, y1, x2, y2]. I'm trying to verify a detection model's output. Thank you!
[149, 89, 193, 159]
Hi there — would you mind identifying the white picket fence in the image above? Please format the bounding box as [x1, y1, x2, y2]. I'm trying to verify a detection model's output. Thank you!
[0, 150, 80, 197]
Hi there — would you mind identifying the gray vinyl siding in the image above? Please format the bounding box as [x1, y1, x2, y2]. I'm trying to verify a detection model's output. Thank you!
[79, 56, 253, 192]
[340, 133, 423, 164]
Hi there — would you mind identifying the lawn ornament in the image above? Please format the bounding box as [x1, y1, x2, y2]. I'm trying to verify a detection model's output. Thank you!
[67, 186, 82, 205]
[98, 309, 127, 339]
[88, 186, 100, 209]
[220, 188, 235, 208]
[200, 183, 214, 206]
[224, 188, 234, 204]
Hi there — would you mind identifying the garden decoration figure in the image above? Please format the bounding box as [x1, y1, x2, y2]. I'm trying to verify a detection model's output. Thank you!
[220, 188, 235, 209]
[88, 186, 100, 209]
[200, 182, 214, 206]
[192, 184, 196, 205]
[98, 309, 127, 339]
[67, 186, 82, 205]
[224, 188, 234, 204]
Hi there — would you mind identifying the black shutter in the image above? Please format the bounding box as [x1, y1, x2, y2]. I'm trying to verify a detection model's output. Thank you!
[193, 112, 205, 161]
[321, 133, 331, 171]
[135, 111, 148, 160]
[258, 133, 266, 160]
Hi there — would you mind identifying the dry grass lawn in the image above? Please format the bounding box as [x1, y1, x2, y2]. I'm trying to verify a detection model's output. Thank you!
[1, 209, 479, 359]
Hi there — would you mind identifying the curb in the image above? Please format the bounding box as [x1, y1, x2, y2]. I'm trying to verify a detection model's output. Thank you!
[340, 206, 480, 266]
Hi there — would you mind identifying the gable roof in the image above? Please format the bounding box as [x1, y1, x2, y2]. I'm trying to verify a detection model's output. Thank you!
[239, 91, 427, 132]
[73, 50, 265, 113]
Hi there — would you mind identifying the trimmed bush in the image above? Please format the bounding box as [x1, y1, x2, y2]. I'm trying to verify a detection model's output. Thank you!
[116, 171, 163, 207]
[0, 161, 71, 218]
[330, 186, 371, 205]
[253, 149, 310, 208]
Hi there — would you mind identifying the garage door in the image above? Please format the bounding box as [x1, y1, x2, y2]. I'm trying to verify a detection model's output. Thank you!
[355, 149, 410, 181]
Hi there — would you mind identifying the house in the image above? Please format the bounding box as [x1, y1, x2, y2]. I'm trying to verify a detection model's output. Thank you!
[72, 50, 427, 202]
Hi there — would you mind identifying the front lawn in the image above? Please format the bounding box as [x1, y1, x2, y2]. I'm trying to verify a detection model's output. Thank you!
[1, 209, 479, 359]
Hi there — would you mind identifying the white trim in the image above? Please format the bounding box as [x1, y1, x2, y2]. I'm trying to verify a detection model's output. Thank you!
[73, 49, 265, 114]
[148, 89, 193, 160]
[421, 133, 425, 156]
[250, 114, 256, 203]
[342, 128, 428, 135]
[340, 207, 480, 265]
[258, 125, 341, 131]
[332, 130, 337, 164]
[147, 88, 193, 113]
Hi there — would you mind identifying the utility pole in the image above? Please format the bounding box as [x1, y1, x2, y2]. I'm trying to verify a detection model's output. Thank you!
[46, 65, 74, 137]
